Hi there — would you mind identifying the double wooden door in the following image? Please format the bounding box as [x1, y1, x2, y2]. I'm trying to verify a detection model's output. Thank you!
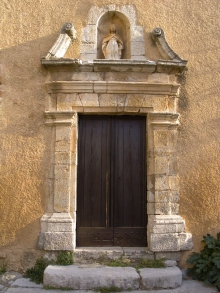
[76, 115, 147, 246]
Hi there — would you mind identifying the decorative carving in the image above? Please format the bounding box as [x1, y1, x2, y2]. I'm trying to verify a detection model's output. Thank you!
[44, 22, 77, 59]
[102, 24, 124, 60]
[152, 27, 187, 64]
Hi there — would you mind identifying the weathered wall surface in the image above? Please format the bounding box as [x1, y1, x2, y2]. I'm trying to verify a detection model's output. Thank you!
[0, 0, 219, 270]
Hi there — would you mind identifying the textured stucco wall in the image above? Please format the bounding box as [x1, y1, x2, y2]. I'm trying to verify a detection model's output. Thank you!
[0, 0, 219, 270]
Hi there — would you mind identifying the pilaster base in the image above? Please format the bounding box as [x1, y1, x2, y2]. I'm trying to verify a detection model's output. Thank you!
[38, 213, 75, 250]
[148, 215, 193, 252]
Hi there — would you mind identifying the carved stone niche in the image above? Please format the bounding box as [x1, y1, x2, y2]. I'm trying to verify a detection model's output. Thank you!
[39, 5, 192, 259]
[97, 11, 130, 59]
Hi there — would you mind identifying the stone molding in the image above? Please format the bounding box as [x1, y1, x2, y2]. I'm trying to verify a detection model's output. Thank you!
[152, 28, 187, 64]
[45, 81, 180, 95]
[44, 23, 76, 59]
[42, 59, 186, 74]
[39, 5, 192, 253]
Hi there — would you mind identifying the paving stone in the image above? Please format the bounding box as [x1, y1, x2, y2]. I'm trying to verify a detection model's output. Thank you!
[139, 266, 182, 290]
[44, 265, 139, 290]
[11, 278, 43, 288]
[0, 272, 23, 285]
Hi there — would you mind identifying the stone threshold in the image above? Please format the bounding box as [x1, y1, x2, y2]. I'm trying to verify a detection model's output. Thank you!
[74, 247, 154, 263]
[43, 264, 182, 290]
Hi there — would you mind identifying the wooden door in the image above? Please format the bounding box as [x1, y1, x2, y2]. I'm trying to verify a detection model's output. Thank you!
[76, 115, 146, 246]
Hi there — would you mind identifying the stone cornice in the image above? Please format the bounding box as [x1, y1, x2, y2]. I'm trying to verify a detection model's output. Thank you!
[45, 81, 180, 96]
[42, 58, 186, 74]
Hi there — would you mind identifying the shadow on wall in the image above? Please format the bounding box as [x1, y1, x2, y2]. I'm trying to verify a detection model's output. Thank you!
[0, 34, 68, 250]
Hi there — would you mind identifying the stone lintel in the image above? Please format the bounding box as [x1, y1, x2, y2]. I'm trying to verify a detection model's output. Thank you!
[45, 81, 180, 96]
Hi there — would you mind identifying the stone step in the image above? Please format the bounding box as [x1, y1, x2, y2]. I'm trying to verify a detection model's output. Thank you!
[43, 265, 182, 290]
[74, 247, 154, 264]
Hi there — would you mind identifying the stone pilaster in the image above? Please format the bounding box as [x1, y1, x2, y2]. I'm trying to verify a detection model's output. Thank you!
[38, 113, 78, 250]
[147, 113, 193, 251]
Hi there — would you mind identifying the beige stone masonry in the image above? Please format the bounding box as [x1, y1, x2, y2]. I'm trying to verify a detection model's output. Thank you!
[39, 7, 192, 252]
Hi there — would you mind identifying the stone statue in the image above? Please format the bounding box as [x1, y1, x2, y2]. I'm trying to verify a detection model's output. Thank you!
[102, 24, 124, 60]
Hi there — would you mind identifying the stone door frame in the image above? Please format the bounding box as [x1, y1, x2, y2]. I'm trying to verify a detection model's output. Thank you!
[38, 4, 192, 255]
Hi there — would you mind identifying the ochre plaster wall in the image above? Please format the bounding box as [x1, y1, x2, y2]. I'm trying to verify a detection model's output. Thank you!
[0, 0, 219, 270]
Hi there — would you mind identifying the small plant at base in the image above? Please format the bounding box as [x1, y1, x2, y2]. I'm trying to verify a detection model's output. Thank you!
[135, 258, 165, 270]
[108, 257, 130, 267]
[187, 233, 220, 291]
[26, 257, 53, 284]
[26, 251, 74, 284]
[0, 261, 7, 275]
[56, 251, 74, 266]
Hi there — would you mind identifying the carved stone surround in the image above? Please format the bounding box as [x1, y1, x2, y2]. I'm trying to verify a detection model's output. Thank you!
[39, 5, 192, 256]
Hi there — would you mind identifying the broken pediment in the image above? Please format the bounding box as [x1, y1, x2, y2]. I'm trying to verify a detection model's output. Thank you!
[42, 4, 187, 72]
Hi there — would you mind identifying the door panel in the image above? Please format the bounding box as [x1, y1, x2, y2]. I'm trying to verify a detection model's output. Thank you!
[76, 115, 147, 247]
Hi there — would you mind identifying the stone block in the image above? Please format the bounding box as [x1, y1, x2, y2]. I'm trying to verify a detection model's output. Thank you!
[154, 130, 169, 148]
[155, 156, 169, 175]
[150, 234, 179, 251]
[147, 202, 155, 215]
[169, 156, 178, 175]
[98, 94, 117, 107]
[81, 25, 96, 43]
[169, 176, 179, 191]
[56, 125, 72, 141]
[131, 55, 147, 61]
[155, 190, 170, 203]
[131, 26, 144, 42]
[139, 266, 182, 290]
[148, 73, 169, 84]
[43, 265, 139, 290]
[131, 41, 146, 56]
[79, 93, 99, 107]
[55, 151, 71, 165]
[155, 175, 169, 191]
[74, 247, 123, 263]
[164, 260, 177, 267]
[155, 202, 179, 215]
[143, 96, 168, 112]
[57, 93, 82, 111]
[167, 96, 176, 112]
[155, 252, 181, 261]
[125, 94, 144, 107]
[80, 44, 96, 55]
[11, 278, 43, 288]
[80, 53, 96, 61]
[88, 6, 104, 24]
[71, 72, 103, 81]
[123, 247, 154, 260]
[147, 191, 154, 202]
[115, 94, 127, 108]
[119, 5, 137, 26]
[179, 233, 193, 251]
[44, 232, 75, 250]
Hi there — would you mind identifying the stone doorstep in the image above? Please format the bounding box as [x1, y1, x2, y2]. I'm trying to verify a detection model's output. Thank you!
[74, 247, 155, 263]
[43, 265, 182, 290]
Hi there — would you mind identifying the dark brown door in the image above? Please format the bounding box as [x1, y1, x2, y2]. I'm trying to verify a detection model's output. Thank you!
[76, 115, 147, 246]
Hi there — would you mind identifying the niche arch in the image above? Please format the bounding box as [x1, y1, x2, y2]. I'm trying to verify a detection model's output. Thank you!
[80, 5, 146, 61]
[97, 11, 131, 59]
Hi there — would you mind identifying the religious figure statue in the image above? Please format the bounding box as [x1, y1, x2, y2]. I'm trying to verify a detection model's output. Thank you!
[102, 24, 124, 60]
